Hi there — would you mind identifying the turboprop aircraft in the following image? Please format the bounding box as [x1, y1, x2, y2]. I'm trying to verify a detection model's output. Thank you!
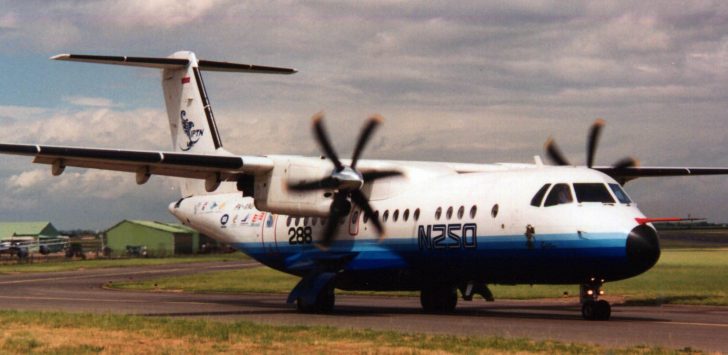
[2, 52, 728, 320]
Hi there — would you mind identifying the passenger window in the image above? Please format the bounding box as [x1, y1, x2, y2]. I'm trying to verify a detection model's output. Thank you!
[403, 209, 410, 221]
[304, 217, 309, 226]
[363, 213, 369, 224]
[393, 209, 399, 222]
[457, 206, 464, 220]
[383, 210, 389, 222]
[286, 216, 293, 227]
[609, 183, 632, 204]
[470, 205, 477, 218]
[435, 207, 442, 220]
[544, 184, 573, 207]
[446, 206, 453, 220]
[531, 184, 552, 207]
[414, 208, 421, 221]
[574, 183, 615, 203]
[312, 217, 317, 226]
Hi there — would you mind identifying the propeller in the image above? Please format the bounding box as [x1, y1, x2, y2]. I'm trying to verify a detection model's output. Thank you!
[288, 112, 402, 247]
[544, 118, 638, 170]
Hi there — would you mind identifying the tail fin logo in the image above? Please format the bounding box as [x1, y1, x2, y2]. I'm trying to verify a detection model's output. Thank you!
[179, 110, 204, 151]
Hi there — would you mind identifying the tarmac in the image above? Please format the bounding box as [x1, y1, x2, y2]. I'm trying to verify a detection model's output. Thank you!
[0, 260, 727, 353]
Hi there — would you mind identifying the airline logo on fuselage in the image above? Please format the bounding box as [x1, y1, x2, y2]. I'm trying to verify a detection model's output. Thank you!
[179, 110, 204, 151]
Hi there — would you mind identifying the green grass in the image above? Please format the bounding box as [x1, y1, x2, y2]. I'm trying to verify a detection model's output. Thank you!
[0, 253, 249, 274]
[0, 310, 700, 354]
[113, 249, 728, 306]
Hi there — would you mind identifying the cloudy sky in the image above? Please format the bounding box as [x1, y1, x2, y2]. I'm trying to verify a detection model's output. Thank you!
[0, 1, 727, 230]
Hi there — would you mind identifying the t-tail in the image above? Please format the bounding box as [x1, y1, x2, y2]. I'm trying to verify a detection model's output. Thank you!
[51, 51, 296, 195]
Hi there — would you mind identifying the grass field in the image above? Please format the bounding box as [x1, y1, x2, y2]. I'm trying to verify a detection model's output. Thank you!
[0, 253, 248, 275]
[0, 310, 698, 354]
[113, 249, 728, 306]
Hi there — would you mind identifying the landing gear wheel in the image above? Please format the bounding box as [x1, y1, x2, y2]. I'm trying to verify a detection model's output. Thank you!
[581, 300, 611, 320]
[296, 285, 335, 313]
[420, 285, 457, 313]
[580, 279, 611, 320]
[581, 300, 596, 320]
[595, 300, 611, 320]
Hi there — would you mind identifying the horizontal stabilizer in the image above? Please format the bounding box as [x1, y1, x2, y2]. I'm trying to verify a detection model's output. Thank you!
[199, 59, 297, 74]
[51, 54, 297, 74]
[51, 54, 189, 69]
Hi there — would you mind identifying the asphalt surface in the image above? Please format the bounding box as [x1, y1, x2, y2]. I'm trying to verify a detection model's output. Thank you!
[1, 261, 727, 353]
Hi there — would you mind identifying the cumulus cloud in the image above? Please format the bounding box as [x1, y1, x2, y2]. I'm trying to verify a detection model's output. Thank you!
[83, 0, 227, 29]
[2, 1, 728, 227]
[63, 96, 118, 108]
[0, 13, 18, 30]
[0, 106, 169, 149]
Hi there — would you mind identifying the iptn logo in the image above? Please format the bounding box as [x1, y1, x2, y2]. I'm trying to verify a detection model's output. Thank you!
[179, 110, 204, 151]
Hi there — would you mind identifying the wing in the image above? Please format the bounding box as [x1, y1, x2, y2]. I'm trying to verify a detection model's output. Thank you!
[0, 143, 273, 182]
[596, 166, 728, 185]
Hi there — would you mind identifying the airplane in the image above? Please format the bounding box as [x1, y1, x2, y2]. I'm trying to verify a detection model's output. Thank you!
[2, 51, 728, 320]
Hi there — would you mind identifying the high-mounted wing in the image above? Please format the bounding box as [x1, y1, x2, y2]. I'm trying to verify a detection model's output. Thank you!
[0, 143, 273, 189]
[596, 166, 728, 185]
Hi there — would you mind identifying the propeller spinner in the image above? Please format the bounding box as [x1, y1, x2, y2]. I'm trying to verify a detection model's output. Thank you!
[288, 113, 401, 247]
[544, 119, 638, 170]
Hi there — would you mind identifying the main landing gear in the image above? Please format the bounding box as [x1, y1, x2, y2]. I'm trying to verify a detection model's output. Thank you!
[580, 278, 611, 320]
[420, 285, 458, 313]
[296, 283, 335, 313]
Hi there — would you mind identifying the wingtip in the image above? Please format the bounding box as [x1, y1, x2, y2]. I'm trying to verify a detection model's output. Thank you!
[369, 114, 384, 124]
[544, 136, 555, 149]
[50, 54, 70, 61]
[312, 111, 325, 124]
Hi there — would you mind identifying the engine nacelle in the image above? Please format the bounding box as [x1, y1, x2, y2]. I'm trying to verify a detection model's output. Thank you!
[253, 155, 334, 216]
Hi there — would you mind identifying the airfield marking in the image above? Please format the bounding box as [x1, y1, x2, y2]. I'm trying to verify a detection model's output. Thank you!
[0, 294, 213, 306]
[657, 321, 728, 328]
[0, 261, 257, 285]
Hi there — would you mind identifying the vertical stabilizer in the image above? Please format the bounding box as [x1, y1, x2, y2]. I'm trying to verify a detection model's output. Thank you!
[162, 51, 222, 155]
[51, 51, 296, 196]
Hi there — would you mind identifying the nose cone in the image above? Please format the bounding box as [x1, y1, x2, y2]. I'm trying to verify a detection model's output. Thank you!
[626, 225, 660, 275]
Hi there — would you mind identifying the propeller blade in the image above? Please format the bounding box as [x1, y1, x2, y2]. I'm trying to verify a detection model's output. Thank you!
[287, 177, 339, 191]
[587, 118, 605, 168]
[320, 193, 349, 247]
[351, 115, 382, 169]
[362, 170, 402, 182]
[350, 190, 384, 238]
[612, 157, 639, 170]
[312, 112, 344, 171]
[545, 137, 571, 166]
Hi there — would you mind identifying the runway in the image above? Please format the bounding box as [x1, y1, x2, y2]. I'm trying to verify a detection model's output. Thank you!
[1, 261, 727, 353]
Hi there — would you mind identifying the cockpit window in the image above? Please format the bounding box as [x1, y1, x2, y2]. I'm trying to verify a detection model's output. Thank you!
[530, 184, 551, 207]
[608, 183, 632, 204]
[544, 183, 573, 207]
[573, 183, 615, 203]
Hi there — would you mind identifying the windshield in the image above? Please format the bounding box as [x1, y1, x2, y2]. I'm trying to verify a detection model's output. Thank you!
[544, 183, 573, 207]
[608, 183, 632, 204]
[573, 183, 615, 203]
[531, 184, 551, 207]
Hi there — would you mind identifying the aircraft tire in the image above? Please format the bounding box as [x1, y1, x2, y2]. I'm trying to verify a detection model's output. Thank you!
[581, 300, 596, 320]
[296, 285, 335, 313]
[595, 300, 611, 320]
[420, 285, 457, 313]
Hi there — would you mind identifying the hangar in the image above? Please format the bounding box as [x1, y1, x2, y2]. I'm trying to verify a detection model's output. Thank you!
[0, 221, 66, 255]
[103, 220, 205, 257]
[0, 221, 60, 240]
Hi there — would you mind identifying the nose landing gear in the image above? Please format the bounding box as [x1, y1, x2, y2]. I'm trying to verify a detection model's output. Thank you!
[580, 278, 611, 320]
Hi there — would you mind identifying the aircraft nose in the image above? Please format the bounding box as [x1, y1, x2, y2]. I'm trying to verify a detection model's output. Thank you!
[626, 225, 661, 275]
